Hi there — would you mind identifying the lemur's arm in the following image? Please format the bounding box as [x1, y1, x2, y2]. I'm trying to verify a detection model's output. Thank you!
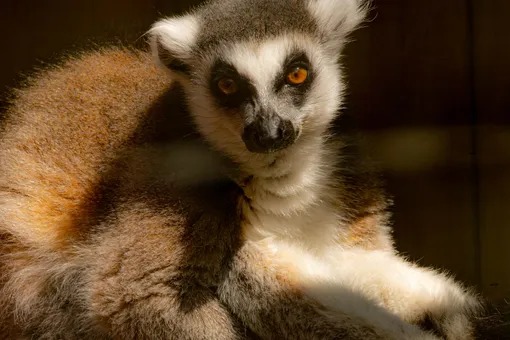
[218, 243, 440, 340]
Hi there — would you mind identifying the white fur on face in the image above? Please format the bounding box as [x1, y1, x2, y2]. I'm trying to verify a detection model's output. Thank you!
[225, 34, 343, 126]
[226, 39, 292, 107]
[187, 33, 343, 170]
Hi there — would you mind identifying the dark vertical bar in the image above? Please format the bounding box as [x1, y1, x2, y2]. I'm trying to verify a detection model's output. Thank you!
[465, 0, 482, 289]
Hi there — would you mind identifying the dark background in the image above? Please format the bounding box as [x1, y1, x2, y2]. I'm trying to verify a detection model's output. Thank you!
[0, 0, 509, 302]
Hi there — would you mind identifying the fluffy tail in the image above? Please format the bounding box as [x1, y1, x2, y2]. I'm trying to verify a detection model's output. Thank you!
[0, 47, 171, 250]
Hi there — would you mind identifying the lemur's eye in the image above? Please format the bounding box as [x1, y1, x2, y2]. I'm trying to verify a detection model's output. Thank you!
[218, 78, 238, 95]
[287, 67, 308, 86]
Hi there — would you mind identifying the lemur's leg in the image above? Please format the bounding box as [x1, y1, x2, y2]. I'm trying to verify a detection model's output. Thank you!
[314, 249, 482, 340]
[84, 207, 255, 340]
[218, 241, 441, 340]
[82, 188, 260, 340]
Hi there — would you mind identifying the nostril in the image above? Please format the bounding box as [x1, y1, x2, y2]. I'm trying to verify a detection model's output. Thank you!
[242, 122, 264, 152]
[279, 120, 294, 142]
[277, 121, 286, 140]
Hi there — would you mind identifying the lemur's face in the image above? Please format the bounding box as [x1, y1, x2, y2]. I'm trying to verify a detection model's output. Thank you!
[206, 42, 318, 154]
[150, 0, 366, 159]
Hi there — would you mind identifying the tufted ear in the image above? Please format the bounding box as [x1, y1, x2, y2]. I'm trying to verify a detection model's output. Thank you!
[148, 14, 200, 76]
[307, 0, 368, 53]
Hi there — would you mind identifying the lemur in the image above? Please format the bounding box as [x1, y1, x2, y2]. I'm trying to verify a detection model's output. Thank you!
[0, 0, 492, 339]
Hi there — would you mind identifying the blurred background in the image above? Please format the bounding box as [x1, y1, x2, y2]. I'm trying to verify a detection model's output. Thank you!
[0, 0, 508, 302]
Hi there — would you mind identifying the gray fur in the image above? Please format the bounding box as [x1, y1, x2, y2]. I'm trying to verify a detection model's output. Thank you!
[193, 0, 318, 51]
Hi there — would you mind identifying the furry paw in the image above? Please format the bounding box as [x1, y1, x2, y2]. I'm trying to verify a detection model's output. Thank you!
[415, 286, 481, 340]
[419, 313, 476, 340]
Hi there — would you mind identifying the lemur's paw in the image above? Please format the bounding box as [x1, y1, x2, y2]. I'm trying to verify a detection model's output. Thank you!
[416, 289, 481, 340]
[420, 312, 477, 340]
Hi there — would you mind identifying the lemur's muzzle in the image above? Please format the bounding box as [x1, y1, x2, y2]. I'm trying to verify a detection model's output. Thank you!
[242, 116, 296, 153]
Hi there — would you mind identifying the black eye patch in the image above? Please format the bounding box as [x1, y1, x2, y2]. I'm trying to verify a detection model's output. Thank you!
[209, 60, 256, 109]
[273, 51, 314, 107]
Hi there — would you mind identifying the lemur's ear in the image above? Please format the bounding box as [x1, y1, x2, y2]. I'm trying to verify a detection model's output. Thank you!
[307, 0, 368, 53]
[148, 14, 200, 76]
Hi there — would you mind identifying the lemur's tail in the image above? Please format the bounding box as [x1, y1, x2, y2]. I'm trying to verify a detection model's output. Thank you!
[0, 47, 171, 251]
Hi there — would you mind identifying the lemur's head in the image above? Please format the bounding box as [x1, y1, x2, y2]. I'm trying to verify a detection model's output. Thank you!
[149, 0, 366, 163]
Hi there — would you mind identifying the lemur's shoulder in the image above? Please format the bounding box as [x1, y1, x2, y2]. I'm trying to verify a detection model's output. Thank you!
[329, 131, 393, 250]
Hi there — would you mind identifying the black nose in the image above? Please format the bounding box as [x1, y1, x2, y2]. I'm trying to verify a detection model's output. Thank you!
[242, 117, 296, 153]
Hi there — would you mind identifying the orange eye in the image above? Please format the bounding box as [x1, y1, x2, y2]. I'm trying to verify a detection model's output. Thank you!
[218, 78, 238, 95]
[287, 67, 308, 85]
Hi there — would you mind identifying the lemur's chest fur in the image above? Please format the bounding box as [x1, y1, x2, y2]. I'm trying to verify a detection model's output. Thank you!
[236, 148, 385, 279]
[237, 178, 406, 330]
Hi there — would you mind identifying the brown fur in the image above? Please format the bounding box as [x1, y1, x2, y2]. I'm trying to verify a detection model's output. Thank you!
[0, 48, 171, 250]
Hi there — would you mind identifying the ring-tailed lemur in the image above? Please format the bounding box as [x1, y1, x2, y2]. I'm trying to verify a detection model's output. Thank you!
[0, 0, 489, 339]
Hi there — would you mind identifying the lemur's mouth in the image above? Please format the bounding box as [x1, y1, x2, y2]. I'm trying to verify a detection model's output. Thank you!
[242, 117, 297, 154]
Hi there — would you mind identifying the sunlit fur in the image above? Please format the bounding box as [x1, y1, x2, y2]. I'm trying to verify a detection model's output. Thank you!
[0, 0, 493, 339]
